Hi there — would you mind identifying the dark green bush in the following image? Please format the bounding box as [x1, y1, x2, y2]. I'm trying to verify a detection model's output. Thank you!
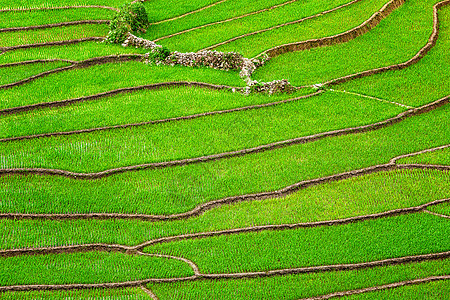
[106, 1, 149, 44]
[147, 46, 172, 63]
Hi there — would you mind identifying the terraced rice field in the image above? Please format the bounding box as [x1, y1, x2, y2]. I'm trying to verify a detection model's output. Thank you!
[0, 0, 449, 298]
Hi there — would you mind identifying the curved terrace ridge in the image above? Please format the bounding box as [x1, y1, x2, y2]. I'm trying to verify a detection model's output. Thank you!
[1, 198, 448, 254]
[1, 168, 448, 221]
[0, 96, 447, 178]
[0, 91, 322, 142]
[299, 275, 450, 300]
[0, 252, 448, 292]
[150, 0, 229, 25]
[136, 251, 200, 275]
[0, 59, 77, 67]
[133, 197, 450, 248]
[0, 54, 144, 90]
[0, 81, 238, 115]
[255, 0, 405, 58]
[202, 0, 363, 51]
[0, 20, 110, 33]
[0, 6, 119, 12]
[0, 37, 105, 53]
[321, 0, 450, 87]
[424, 209, 450, 219]
[154, 0, 300, 42]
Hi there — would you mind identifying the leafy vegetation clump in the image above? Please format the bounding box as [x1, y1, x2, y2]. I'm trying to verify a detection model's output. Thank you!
[145, 46, 172, 63]
[106, 1, 149, 44]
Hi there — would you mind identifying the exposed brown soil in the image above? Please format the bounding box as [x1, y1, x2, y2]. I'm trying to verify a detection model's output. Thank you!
[0, 95, 447, 179]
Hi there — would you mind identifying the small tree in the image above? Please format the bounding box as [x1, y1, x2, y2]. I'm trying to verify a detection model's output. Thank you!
[106, 1, 149, 44]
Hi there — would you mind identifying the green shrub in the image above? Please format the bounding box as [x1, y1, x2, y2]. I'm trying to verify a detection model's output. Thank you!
[147, 46, 172, 63]
[106, 1, 149, 44]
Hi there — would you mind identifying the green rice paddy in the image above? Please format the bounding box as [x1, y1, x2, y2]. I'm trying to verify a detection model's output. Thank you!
[0, 0, 448, 298]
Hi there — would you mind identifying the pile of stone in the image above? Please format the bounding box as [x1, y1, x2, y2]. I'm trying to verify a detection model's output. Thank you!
[121, 33, 162, 51]
[245, 79, 296, 95]
[120, 35, 293, 95]
[162, 50, 243, 70]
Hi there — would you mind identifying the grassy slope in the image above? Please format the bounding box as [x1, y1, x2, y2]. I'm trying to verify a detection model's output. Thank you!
[398, 147, 450, 165]
[149, 260, 450, 300]
[334, 6, 450, 107]
[142, 0, 292, 40]
[398, 148, 450, 216]
[214, 0, 389, 57]
[0, 169, 448, 248]
[0, 91, 404, 172]
[0, 0, 128, 8]
[1, 288, 149, 300]
[341, 279, 450, 299]
[0, 41, 148, 64]
[0, 88, 314, 138]
[0, 24, 109, 47]
[253, 0, 438, 86]
[149, 0, 350, 50]
[0, 0, 447, 297]
[0, 61, 71, 85]
[0, 252, 193, 286]
[0, 61, 244, 109]
[144, 0, 226, 23]
[143, 213, 450, 273]
[1, 103, 448, 217]
[0, 8, 113, 28]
